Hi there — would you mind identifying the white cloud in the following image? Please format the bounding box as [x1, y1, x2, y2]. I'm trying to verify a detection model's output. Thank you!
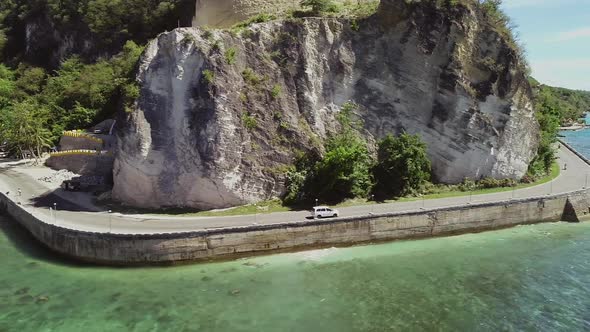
[549, 27, 590, 42]
[531, 59, 590, 91]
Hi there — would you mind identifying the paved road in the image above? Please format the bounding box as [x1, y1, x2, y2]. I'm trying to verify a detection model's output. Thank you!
[1, 143, 589, 234]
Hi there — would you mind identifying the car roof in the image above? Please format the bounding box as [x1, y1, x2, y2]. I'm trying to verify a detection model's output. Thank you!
[313, 206, 331, 209]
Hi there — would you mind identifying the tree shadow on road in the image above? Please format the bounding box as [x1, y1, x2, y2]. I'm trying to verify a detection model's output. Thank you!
[29, 188, 98, 212]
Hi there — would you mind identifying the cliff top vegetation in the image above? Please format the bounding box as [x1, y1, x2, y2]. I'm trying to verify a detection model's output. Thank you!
[0, 0, 586, 178]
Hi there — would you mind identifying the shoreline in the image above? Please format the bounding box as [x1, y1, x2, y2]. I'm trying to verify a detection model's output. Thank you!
[1, 187, 589, 265]
[559, 125, 590, 131]
[1, 144, 590, 265]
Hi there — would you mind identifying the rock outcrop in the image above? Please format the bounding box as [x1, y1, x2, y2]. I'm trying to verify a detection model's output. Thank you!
[114, 0, 539, 210]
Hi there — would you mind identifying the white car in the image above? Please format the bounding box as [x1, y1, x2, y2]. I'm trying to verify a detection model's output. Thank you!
[312, 206, 339, 219]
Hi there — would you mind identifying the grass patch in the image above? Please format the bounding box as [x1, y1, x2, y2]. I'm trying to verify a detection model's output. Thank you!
[242, 68, 262, 86]
[202, 69, 215, 84]
[164, 199, 292, 217]
[144, 163, 561, 218]
[397, 162, 560, 202]
[292, 0, 379, 19]
[225, 47, 237, 65]
[242, 113, 258, 130]
[270, 84, 282, 99]
[232, 13, 277, 31]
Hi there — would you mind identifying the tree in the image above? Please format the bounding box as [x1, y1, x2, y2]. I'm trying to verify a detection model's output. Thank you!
[0, 98, 52, 161]
[310, 134, 373, 203]
[282, 102, 373, 205]
[301, 0, 338, 15]
[528, 89, 560, 176]
[372, 133, 431, 199]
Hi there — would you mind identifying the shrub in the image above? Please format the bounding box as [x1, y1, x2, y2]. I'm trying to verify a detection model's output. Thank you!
[350, 19, 359, 31]
[372, 133, 431, 199]
[211, 40, 221, 52]
[202, 28, 213, 40]
[202, 69, 215, 84]
[233, 13, 276, 30]
[310, 134, 373, 202]
[459, 178, 477, 192]
[283, 103, 372, 205]
[478, 177, 500, 189]
[300, 0, 339, 15]
[271, 84, 281, 99]
[283, 168, 307, 205]
[225, 47, 237, 65]
[242, 68, 262, 86]
[242, 113, 257, 130]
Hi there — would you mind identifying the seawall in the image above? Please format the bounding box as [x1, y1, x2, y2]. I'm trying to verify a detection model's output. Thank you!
[1, 189, 589, 265]
[559, 139, 590, 166]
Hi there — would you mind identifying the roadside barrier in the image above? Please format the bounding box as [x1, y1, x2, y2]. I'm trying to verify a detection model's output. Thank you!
[49, 150, 113, 157]
[62, 131, 104, 144]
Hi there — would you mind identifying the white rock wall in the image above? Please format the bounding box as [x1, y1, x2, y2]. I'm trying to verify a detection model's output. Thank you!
[114, 1, 539, 209]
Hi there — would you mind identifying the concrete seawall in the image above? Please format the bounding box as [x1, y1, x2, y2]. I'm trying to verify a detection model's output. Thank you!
[1, 189, 589, 265]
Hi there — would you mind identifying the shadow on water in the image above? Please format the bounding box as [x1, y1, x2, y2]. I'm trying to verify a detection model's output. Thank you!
[0, 213, 93, 268]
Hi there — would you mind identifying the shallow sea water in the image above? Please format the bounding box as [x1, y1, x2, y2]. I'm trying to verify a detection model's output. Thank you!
[561, 125, 590, 158]
[1, 213, 590, 331]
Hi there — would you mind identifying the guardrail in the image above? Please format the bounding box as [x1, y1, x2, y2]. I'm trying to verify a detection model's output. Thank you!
[49, 150, 113, 157]
[63, 131, 104, 144]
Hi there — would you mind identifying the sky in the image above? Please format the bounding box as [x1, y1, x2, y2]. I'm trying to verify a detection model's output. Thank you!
[502, 0, 590, 91]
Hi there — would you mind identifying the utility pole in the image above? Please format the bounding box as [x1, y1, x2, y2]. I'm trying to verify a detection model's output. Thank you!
[254, 204, 258, 225]
[53, 203, 57, 225]
[108, 210, 112, 233]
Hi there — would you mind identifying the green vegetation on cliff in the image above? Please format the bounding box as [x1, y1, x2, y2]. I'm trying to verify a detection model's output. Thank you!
[0, 0, 193, 63]
[527, 78, 590, 177]
[0, 41, 143, 157]
[284, 103, 431, 205]
[0, 0, 577, 191]
[530, 78, 590, 125]
[372, 133, 432, 199]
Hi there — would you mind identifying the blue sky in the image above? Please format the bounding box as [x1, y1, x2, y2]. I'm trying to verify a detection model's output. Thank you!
[502, 0, 590, 91]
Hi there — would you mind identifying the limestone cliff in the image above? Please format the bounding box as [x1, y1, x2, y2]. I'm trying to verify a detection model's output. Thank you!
[113, 0, 539, 210]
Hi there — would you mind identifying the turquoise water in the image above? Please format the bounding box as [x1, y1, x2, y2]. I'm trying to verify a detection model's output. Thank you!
[561, 127, 590, 157]
[2, 214, 590, 331]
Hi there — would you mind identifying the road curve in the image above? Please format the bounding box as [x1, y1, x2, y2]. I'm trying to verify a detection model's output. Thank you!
[1, 143, 589, 235]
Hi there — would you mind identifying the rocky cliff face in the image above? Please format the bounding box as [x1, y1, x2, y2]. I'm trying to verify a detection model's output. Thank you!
[114, 0, 539, 210]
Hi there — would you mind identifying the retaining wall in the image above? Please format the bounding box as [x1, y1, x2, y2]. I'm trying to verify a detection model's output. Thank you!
[59, 135, 104, 151]
[45, 154, 114, 177]
[1, 189, 590, 265]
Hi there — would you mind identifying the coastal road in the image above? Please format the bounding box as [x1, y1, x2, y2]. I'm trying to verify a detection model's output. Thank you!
[1, 143, 589, 234]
